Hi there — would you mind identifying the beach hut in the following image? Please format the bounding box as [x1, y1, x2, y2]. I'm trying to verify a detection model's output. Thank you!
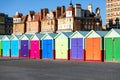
[0, 36, 3, 57]
[30, 33, 44, 59]
[85, 30, 108, 62]
[2, 35, 11, 57]
[41, 33, 56, 59]
[105, 29, 120, 61]
[69, 31, 88, 60]
[10, 34, 21, 57]
[19, 34, 32, 58]
[55, 32, 73, 60]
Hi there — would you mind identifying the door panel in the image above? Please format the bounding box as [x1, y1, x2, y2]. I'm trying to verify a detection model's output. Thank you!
[114, 38, 120, 61]
[86, 38, 93, 60]
[11, 40, 19, 57]
[55, 39, 68, 59]
[86, 38, 101, 61]
[105, 38, 113, 61]
[30, 41, 35, 58]
[77, 46, 83, 59]
[42, 40, 53, 59]
[93, 38, 101, 60]
[71, 38, 77, 58]
[2, 41, 10, 56]
[20, 40, 29, 57]
[61, 39, 68, 59]
[30, 40, 40, 59]
[77, 38, 83, 59]
[71, 46, 77, 58]
[0, 41, 2, 56]
[55, 39, 62, 59]
[71, 38, 83, 59]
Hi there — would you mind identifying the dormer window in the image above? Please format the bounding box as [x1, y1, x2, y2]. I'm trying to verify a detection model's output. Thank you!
[66, 11, 72, 17]
[13, 18, 21, 23]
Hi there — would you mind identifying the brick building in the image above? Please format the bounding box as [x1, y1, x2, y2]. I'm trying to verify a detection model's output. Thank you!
[57, 3, 102, 32]
[12, 2, 102, 34]
[26, 11, 41, 33]
[41, 9, 57, 33]
[13, 12, 27, 35]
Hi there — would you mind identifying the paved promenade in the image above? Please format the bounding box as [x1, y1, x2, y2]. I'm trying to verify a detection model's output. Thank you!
[0, 59, 120, 80]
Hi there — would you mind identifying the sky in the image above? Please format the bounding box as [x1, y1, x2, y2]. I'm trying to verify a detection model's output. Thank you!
[0, 0, 106, 25]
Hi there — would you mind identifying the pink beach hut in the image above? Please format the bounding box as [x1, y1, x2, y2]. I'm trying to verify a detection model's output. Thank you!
[30, 33, 44, 59]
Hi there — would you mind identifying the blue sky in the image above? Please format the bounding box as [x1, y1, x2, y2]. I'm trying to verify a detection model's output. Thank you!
[0, 0, 105, 25]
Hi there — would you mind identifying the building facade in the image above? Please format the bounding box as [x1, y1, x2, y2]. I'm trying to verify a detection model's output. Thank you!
[26, 11, 41, 33]
[41, 9, 57, 33]
[106, 0, 120, 29]
[57, 3, 102, 32]
[12, 2, 102, 34]
[5, 17, 13, 35]
[57, 3, 74, 32]
[13, 12, 27, 35]
[0, 13, 13, 35]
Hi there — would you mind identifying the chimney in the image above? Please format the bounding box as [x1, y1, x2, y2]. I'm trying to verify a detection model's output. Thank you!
[28, 11, 35, 15]
[61, 6, 65, 16]
[56, 6, 61, 18]
[75, 4, 81, 17]
[40, 9, 43, 20]
[43, 8, 48, 19]
[88, 4, 92, 13]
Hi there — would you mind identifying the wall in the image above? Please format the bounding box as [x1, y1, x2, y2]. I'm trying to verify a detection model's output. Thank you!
[13, 23, 25, 34]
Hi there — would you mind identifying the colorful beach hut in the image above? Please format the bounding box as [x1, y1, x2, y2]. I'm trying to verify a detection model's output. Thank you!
[105, 29, 120, 61]
[69, 31, 88, 60]
[2, 35, 11, 57]
[30, 33, 44, 59]
[41, 33, 56, 59]
[85, 30, 108, 62]
[55, 32, 73, 60]
[10, 34, 21, 57]
[0, 36, 3, 57]
[19, 34, 32, 58]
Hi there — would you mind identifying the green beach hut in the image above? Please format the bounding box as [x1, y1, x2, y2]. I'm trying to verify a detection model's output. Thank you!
[105, 29, 120, 61]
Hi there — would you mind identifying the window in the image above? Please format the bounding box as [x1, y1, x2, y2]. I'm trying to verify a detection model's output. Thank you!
[69, 25, 71, 28]
[51, 21, 53, 24]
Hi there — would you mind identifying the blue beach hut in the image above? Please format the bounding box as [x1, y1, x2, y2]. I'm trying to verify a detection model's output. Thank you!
[10, 34, 21, 57]
[2, 35, 11, 57]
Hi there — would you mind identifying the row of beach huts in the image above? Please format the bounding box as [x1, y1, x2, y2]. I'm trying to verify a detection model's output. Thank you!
[0, 29, 120, 62]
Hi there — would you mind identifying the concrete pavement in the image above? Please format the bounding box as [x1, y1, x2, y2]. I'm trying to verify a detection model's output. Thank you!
[0, 59, 120, 80]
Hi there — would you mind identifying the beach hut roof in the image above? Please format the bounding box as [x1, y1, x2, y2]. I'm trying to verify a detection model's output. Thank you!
[70, 31, 88, 38]
[96, 31, 108, 37]
[20, 34, 32, 40]
[36, 33, 45, 38]
[113, 29, 120, 34]
[2, 35, 11, 40]
[85, 30, 100, 38]
[85, 30, 108, 38]
[63, 32, 73, 37]
[10, 34, 22, 40]
[49, 33, 57, 38]
[105, 29, 120, 38]
[0, 35, 3, 39]
[79, 31, 89, 36]
[41, 33, 57, 40]
[55, 32, 73, 39]
[30, 33, 45, 40]
[24, 34, 32, 39]
[15, 35, 22, 39]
